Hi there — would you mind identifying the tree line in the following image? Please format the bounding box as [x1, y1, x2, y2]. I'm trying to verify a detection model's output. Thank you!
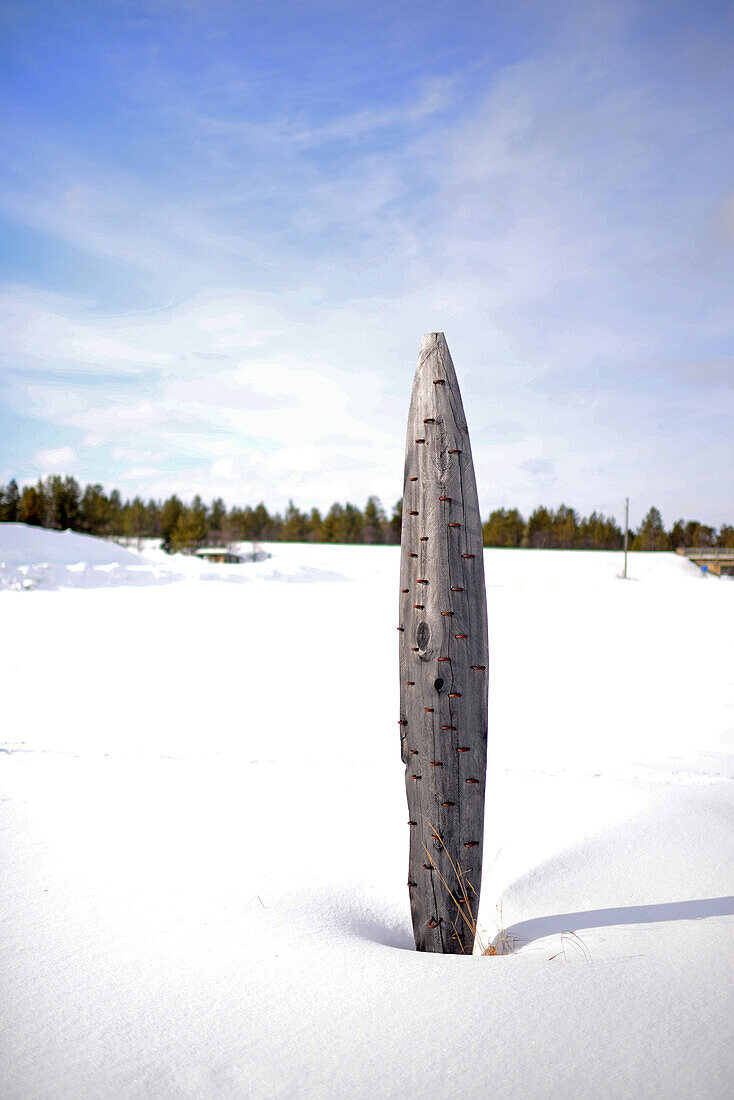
[1, 476, 732, 552]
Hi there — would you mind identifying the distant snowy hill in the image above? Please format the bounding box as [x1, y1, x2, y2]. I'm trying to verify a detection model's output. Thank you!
[0, 523, 142, 567]
[0, 524, 350, 589]
[0, 523, 169, 590]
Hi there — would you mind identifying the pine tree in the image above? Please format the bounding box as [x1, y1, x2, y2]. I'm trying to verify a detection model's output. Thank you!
[668, 520, 686, 550]
[145, 499, 161, 537]
[208, 498, 227, 544]
[46, 475, 81, 530]
[0, 479, 20, 522]
[307, 508, 323, 542]
[253, 503, 275, 540]
[107, 490, 124, 536]
[552, 505, 579, 548]
[281, 500, 310, 541]
[321, 503, 343, 542]
[190, 495, 208, 542]
[341, 502, 364, 543]
[482, 508, 525, 547]
[227, 506, 246, 541]
[123, 497, 146, 545]
[171, 497, 207, 552]
[527, 506, 553, 548]
[389, 499, 402, 544]
[160, 496, 183, 550]
[578, 512, 622, 550]
[79, 484, 109, 535]
[635, 507, 668, 551]
[363, 496, 387, 544]
[18, 482, 48, 526]
[682, 520, 715, 548]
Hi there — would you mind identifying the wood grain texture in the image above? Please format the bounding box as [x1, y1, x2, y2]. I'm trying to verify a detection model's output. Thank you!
[399, 333, 489, 953]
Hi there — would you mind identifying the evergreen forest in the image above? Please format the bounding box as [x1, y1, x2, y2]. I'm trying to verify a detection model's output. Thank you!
[1, 476, 732, 553]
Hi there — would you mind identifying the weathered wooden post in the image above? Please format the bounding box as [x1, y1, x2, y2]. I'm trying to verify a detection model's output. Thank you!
[398, 333, 488, 954]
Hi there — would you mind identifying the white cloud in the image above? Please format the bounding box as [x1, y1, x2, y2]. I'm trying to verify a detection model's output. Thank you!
[118, 465, 163, 481]
[33, 446, 78, 473]
[0, 288, 173, 374]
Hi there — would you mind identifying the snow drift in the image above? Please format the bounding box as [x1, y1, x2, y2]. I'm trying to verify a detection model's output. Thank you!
[1, 526, 732, 1098]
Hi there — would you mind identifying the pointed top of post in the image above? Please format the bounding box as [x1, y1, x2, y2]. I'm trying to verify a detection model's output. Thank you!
[413, 332, 466, 432]
[417, 331, 458, 382]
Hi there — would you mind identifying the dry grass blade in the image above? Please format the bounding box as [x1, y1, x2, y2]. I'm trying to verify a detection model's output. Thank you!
[423, 822, 516, 955]
[548, 931, 592, 965]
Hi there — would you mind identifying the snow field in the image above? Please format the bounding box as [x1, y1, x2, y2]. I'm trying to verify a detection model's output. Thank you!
[1, 527, 733, 1098]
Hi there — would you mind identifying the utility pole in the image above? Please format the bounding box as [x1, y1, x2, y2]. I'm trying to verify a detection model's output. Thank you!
[623, 497, 629, 579]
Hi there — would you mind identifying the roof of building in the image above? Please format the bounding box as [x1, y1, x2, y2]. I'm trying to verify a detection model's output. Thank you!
[194, 547, 244, 558]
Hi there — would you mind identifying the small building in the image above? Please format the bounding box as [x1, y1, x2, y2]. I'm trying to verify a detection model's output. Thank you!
[194, 547, 245, 564]
[676, 547, 734, 577]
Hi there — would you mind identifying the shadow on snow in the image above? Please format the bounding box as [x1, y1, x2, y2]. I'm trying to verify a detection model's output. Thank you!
[495, 895, 734, 951]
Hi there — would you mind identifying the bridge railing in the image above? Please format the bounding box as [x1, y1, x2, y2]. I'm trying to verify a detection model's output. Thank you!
[676, 547, 734, 559]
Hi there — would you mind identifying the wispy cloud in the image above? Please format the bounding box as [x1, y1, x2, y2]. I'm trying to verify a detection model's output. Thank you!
[33, 445, 78, 474]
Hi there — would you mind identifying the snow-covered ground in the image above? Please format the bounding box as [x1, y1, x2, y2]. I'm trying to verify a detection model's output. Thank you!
[2, 524, 733, 1098]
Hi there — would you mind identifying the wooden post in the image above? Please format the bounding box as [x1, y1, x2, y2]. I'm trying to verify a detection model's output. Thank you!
[398, 333, 489, 953]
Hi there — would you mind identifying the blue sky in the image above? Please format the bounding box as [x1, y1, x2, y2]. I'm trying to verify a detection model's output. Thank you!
[1, 0, 732, 526]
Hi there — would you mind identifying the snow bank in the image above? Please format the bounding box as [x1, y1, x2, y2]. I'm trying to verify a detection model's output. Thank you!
[1, 534, 733, 1098]
[0, 525, 349, 589]
[0, 523, 176, 590]
[0, 523, 145, 567]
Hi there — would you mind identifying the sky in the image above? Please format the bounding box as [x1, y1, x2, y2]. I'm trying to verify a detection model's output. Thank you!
[1, 0, 733, 527]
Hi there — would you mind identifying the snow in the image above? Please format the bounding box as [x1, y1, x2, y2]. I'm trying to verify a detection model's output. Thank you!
[0, 523, 174, 590]
[2, 524, 733, 1098]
